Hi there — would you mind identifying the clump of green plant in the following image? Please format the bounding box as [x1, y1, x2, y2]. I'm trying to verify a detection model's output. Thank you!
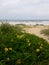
[0, 23, 49, 65]
[40, 29, 49, 36]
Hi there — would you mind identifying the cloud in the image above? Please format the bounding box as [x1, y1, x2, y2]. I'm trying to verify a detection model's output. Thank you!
[0, 0, 21, 7]
[0, 0, 49, 19]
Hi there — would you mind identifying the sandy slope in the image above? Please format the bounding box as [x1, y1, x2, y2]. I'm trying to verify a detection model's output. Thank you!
[24, 26, 49, 42]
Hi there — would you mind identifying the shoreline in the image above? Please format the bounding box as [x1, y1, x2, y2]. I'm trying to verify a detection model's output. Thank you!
[0, 21, 49, 25]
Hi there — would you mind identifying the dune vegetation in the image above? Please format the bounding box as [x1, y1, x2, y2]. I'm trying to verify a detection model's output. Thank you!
[0, 23, 49, 65]
[41, 29, 49, 36]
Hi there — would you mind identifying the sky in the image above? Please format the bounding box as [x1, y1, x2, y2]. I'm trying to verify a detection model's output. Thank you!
[0, 0, 49, 20]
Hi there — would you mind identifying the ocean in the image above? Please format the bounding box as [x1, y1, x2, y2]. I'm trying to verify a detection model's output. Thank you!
[0, 20, 49, 25]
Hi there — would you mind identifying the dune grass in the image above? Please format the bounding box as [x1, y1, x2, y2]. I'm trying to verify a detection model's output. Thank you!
[41, 29, 49, 36]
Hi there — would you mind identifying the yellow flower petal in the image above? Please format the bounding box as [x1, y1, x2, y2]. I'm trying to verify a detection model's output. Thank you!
[17, 35, 20, 38]
[40, 46, 42, 49]
[4, 48, 8, 52]
[9, 48, 12, 51]
[28, 43, 31, 46]
[20, 35, 24, 39]
[36, 49, 40, 52]
[41, 44, 43, 46]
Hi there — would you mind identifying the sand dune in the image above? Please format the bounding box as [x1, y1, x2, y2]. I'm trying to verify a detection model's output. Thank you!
[24, 25, 49, 42]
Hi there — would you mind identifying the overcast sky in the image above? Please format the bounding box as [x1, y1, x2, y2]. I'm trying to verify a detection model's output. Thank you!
[0, 0, 49, 20]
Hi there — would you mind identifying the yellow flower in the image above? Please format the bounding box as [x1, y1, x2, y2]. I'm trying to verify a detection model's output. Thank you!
[9, 48, 12, 51]
[28, 43, 31, 46]
[17, 59, 22, 64]
[17, 35, 24, 39]
[40, 46, 42, 49]
[36, 49, 40, 52]
[4, 48, 8, 52]
[41, 44, 43, 46]
[17, 35, 20, 38]
[20, 35, 24, 39]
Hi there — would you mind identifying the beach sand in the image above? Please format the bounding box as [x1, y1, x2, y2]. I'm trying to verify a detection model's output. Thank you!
[24, 25, 49, 42]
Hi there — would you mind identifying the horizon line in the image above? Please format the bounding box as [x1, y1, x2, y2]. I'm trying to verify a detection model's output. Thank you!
[0, 19, 49, 21]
